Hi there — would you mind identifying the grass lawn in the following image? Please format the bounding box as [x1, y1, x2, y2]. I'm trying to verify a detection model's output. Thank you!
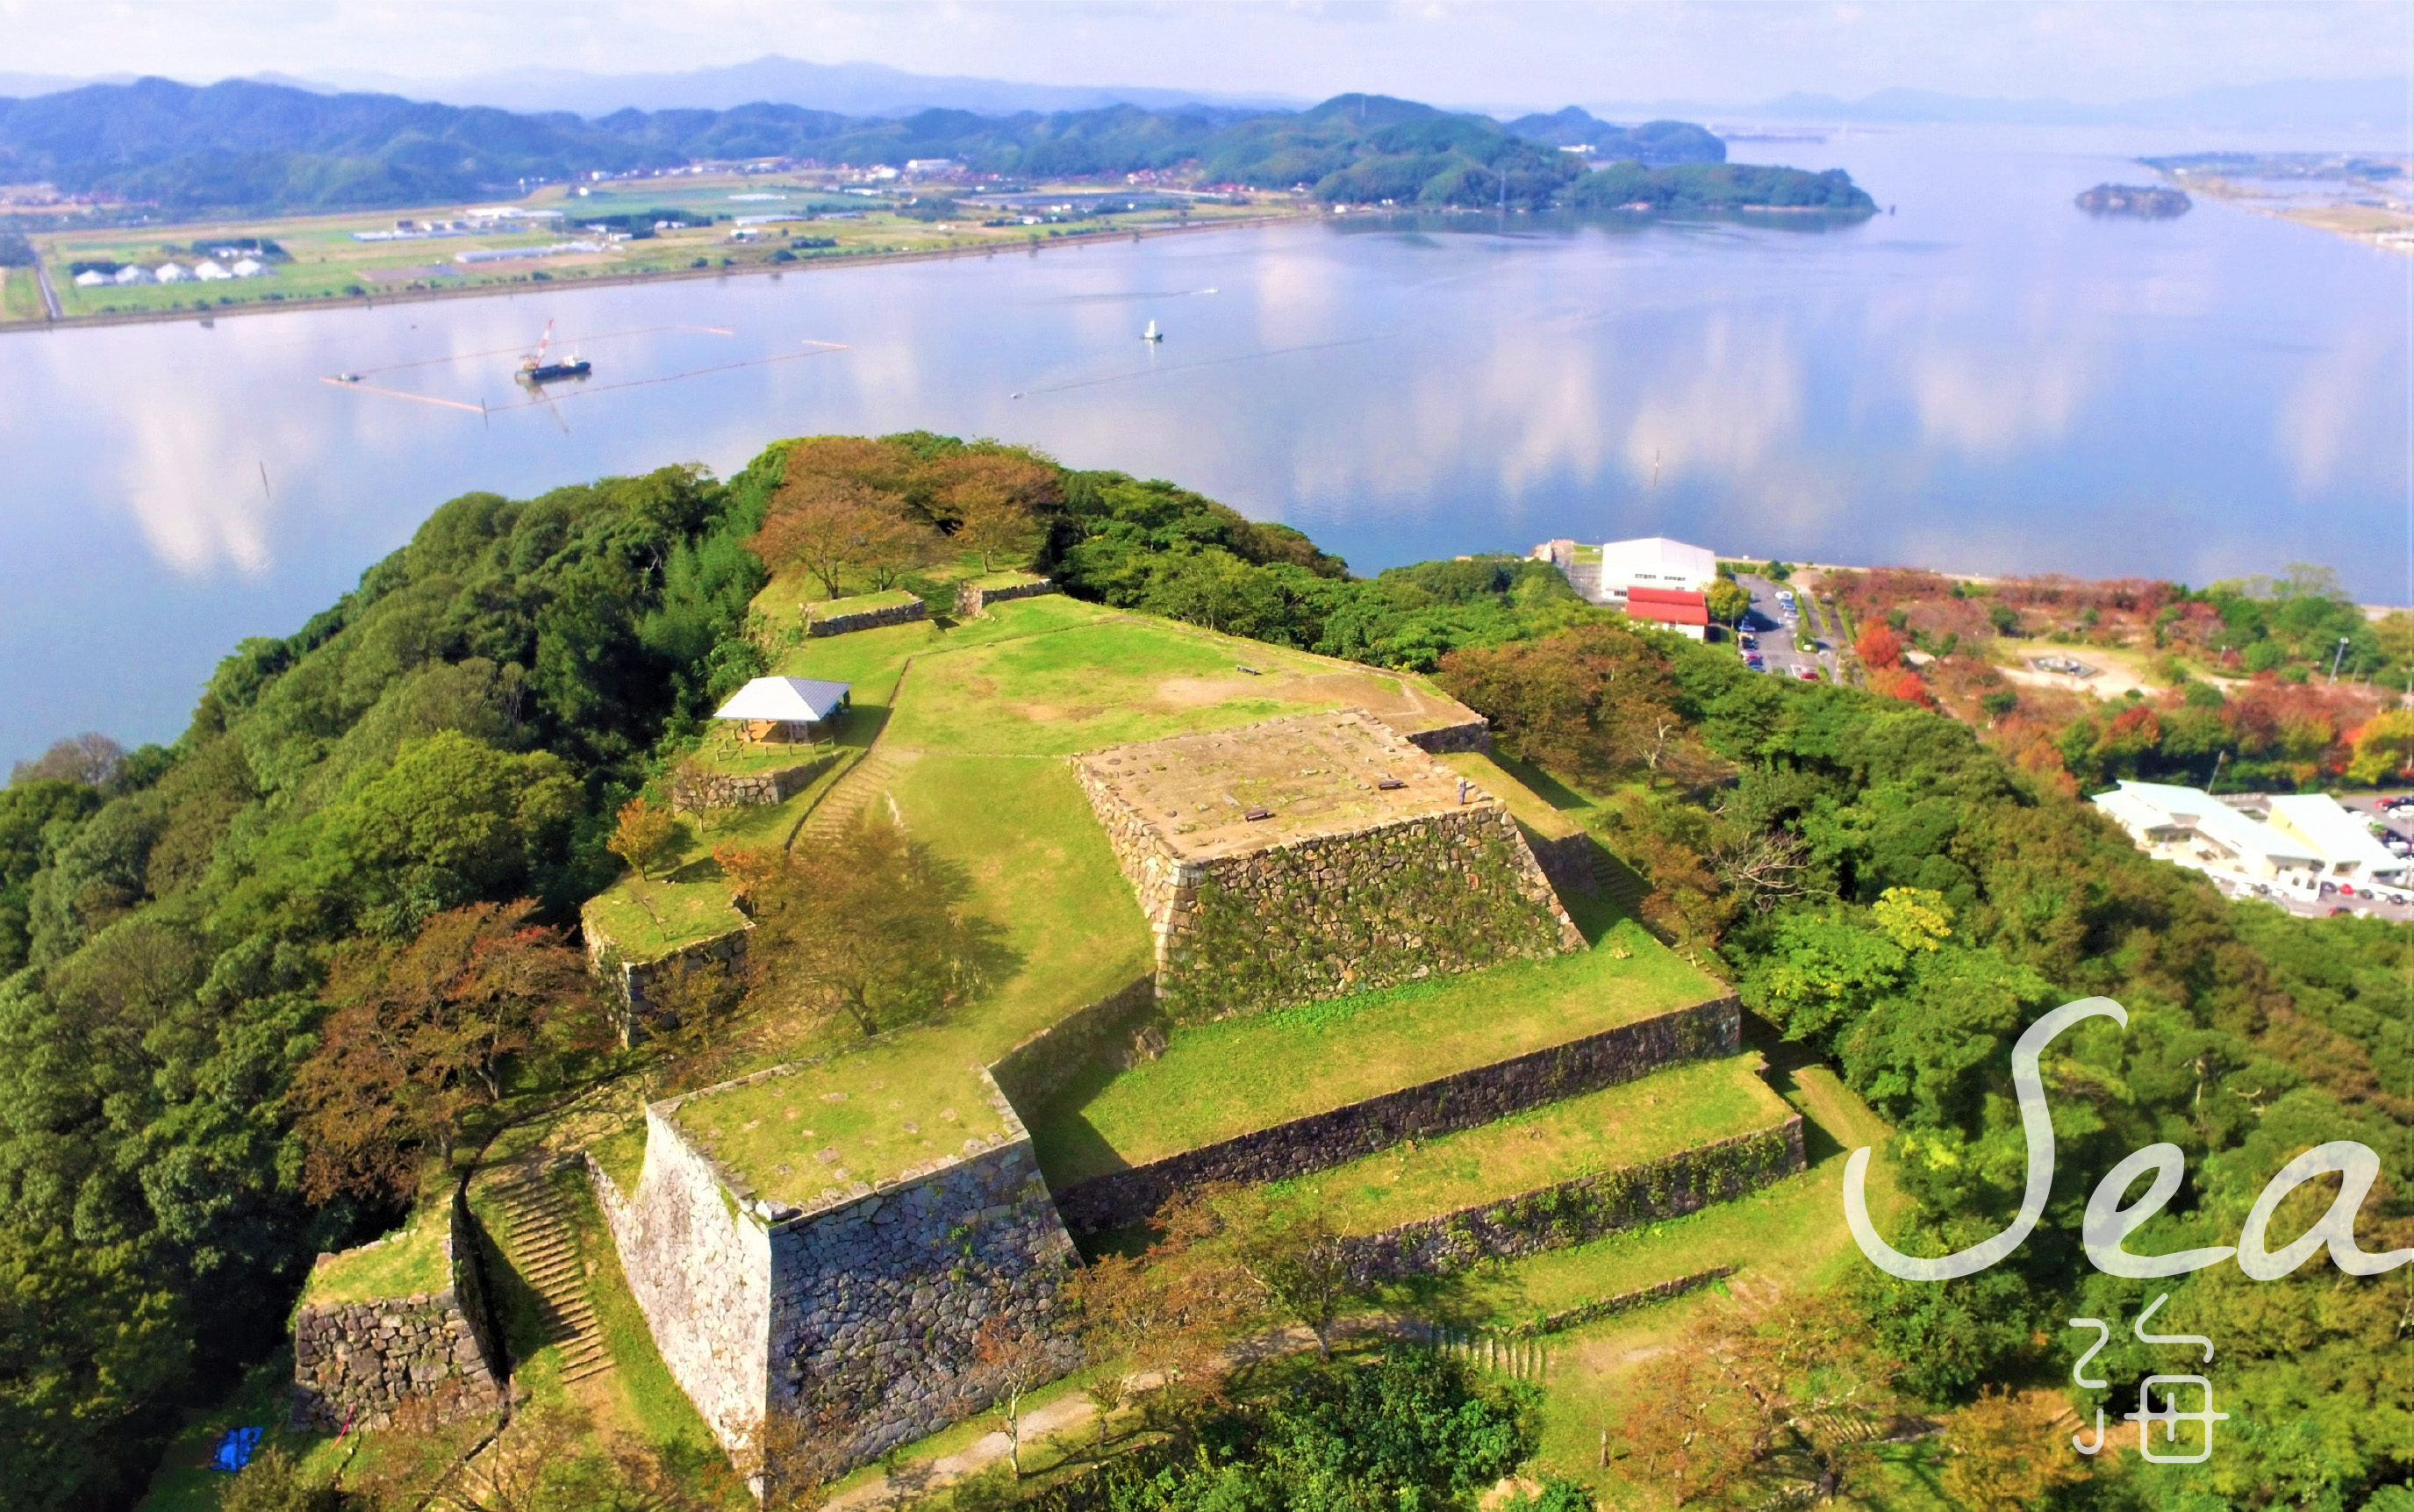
[671, 1035, 1007, 1205]
[298, 1215, 449, 1307]
[1, 267, 43, 322]
[884, 613, 1465, 757]
[1448, 1061, 1908, 1502]
[887, 754, 1154, 1056]
[812, 587, 923, 618]
[1435, 750, 1584, 840]
[1030, 906, 1721, 1188]
[1289, 1054, 1789, 1238]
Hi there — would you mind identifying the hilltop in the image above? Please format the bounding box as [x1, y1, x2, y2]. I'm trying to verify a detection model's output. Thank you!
[1, 434, 2401, 1512]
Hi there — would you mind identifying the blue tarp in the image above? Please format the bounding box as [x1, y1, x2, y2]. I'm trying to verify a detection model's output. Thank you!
[209, 1425, 264, 1473]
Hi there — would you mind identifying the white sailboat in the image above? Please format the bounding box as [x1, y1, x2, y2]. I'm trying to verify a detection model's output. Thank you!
[1142, 319, 1164, 343]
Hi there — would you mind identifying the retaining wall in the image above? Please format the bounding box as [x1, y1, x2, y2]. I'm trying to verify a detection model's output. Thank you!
[1522, 829, 1601, 896]
[1342, 1117, 1805, 1282]
[290, 1198, 504, 1431]
[1499, 1265, 1738, 1337]
[672, 755, 832, 811]
[985, 976, 1164, 1110]
[1053, 996, 1741, 1233]
[1078, 759, 1581, 1022]
[808, 597, 927, 637]
[590, 1067, 1078, 1490]
[585, 920, 750, 1043]
[955, 577, 1058, 619]
[1402, 718, 1493, 754]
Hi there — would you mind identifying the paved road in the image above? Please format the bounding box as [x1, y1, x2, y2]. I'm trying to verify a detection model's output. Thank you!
[30, 251, 60, 320]
[1730, 573, 1828, 684]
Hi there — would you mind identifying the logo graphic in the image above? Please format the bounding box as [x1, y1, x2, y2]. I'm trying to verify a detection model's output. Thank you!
[2068, 1294, 2226, 1461]
[1844, 996, 2414, 1283]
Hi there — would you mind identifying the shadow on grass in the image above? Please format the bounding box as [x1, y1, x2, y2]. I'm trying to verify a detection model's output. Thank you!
[1741, 1020, 1848, 1166]
[1487, 752, 1596, 814]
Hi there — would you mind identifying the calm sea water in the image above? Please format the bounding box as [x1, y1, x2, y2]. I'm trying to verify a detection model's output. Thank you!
[2, 124, 2407, 763]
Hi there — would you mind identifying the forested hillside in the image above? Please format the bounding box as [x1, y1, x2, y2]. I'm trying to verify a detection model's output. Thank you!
[0, 77, 1871, 217]
[0, 462, 770, 1508]
[3, 435, 2399, 1510]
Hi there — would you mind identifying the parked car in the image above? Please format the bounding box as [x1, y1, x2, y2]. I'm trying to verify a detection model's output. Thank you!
[1739, 633, 1758, 649]
[1796, 667, 1819, 681]
[1744, 655, 1765, 669]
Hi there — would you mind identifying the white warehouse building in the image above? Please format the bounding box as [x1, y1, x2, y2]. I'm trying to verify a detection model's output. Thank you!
[2089, 781, 2403, 902]
[1531, 534, 1719, 606]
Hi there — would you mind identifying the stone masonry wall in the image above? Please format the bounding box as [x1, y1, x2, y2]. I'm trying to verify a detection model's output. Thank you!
[1341, 1117, 1806, 1282]
[1054, 996, 1740, 1233]
[585, 921, 750, 1043]
[1522, 829, 1601, 896]
[955, 577, 1058, 619]
[1161, 806, 1584, 1021]
[591, 1069, 1080, 1489]
[290, 1199, 504, 1432]
[985, 976, 1164, 1110]
[808, 597, 928, 636]
[671, 756, 833, 811]
[763, 1132, 1081, 1481]
[1076, 759, 1584, 1022]
[1402, 717, 1493, 754]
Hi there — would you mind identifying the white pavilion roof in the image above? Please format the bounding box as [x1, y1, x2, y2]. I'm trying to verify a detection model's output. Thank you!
[713, 677, 851, 723]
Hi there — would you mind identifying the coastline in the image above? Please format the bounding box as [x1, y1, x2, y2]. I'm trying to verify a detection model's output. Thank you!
[0, 211, 1310, 339]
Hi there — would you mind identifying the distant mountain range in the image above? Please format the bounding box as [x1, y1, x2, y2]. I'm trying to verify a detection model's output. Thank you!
[2, 58, 2396, 133]
[0, 78, 1875, 221]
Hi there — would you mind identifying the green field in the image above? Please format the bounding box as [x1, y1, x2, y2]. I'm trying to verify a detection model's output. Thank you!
[21, 175, 1292, 325]
[297, 1215, 448, 1307]
[1292, 1053, 1787, 1237]
[1030, 894, 1721, 1188]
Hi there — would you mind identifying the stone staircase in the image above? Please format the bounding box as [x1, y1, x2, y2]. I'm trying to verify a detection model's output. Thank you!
[796, 749, 910, 846]
[486, 1172, 612, 1387]
[1593, 848, 1649, 917]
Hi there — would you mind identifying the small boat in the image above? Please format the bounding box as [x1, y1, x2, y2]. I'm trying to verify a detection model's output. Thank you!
[1141, 319, 1163, 343]
[335, 372, 363, 383]
[516, 319, 591, 384]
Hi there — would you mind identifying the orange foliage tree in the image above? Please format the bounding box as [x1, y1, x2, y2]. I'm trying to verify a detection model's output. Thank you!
[288, 901, 601, 1201]
[1854, 623, 1904, 669]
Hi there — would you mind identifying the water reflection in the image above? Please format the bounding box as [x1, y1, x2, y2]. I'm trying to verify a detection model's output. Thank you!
[0, 125, 2404, 761]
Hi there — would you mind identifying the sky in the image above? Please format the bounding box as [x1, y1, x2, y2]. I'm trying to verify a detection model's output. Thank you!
[3, 0, 2403, 109]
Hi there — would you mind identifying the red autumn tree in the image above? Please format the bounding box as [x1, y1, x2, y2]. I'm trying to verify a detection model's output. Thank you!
[289, 900, 601, 1202]
[1854, 623, 1904, 669]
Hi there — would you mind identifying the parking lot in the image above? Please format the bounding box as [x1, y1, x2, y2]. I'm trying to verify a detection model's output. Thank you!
[1730, 572, 1830, 683]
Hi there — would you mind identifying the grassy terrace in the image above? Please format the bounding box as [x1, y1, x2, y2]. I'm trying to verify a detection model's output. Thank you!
[1436, 750, 1584, 840]
[666, 594, 1499, 1199]
[1289, 1054, 1787, 1236]
[671, 1040, 1008, 1207]
[1030, 891, 1723, 1189]
[298, 1216, 448, 1307]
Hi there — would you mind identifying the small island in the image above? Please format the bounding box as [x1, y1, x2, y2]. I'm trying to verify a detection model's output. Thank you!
[2075, 183, 2191, 219]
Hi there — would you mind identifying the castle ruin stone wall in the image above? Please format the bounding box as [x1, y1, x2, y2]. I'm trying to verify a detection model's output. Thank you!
[1054, 996, 1740, 1233]
[290, 1198, 504, 1432]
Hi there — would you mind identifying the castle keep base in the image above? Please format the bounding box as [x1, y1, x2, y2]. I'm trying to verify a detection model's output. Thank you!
[592, 1069, 1078, 1490]
[1076, 710, 1581, 1021]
